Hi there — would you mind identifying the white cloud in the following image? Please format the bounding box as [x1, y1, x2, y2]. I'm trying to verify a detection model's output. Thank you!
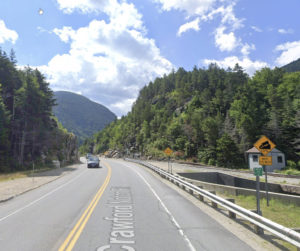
[175, 3, 244, 37]
[110, 98, 136, 115]
[157, 1, 244, 33]
[155, 0, 216, 17]
[278, 28, 294, 34]
[56, 0, 106, 14]
[0, 20, 18, 44]
[251, 26, 262, 32]
[42, 1, 172, 116]
[199, 3, 243, 30]
[37, 26, 49, 33]
[203, 56, 268, 76]
[275, 40, 300, 66]
[214, 26, 240, 52]
[218, 4, 244, 30]
[177, 18, 200, 36]
[156, 0, 246, 56]
[57, 0, 145, 31]
[53, 26, 75, 43]
[241, 43, 255, 56]
[57, 0, 144, 30]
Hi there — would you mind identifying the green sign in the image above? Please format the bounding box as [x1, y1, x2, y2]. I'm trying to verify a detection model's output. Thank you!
[253, 167, 263, 176]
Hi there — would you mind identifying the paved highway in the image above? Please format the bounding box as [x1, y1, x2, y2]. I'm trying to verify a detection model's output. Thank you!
[0, 159, 253, 251]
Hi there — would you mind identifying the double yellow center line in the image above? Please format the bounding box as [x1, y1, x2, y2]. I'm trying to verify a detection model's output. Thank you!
[59, 162, 111, 251]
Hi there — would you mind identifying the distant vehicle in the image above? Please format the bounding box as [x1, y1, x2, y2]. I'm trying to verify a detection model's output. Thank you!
[86, 153, 92, 159]
[87, 156, 100, 168]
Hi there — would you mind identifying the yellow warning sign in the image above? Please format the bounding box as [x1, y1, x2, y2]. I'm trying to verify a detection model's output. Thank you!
[254, 135, 276, 156]
[259, 156, 272, 166]
[164, 147, 173, 156]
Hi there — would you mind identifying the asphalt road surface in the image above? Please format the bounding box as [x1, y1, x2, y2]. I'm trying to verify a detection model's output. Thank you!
[0, 159, 253, 251]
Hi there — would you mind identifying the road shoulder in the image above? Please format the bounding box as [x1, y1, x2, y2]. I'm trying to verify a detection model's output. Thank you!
[133, 160, 281, 251]
[0, 162, 81, 203]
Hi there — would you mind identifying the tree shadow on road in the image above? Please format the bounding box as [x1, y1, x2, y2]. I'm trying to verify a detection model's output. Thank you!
[26, 162, 83, 177]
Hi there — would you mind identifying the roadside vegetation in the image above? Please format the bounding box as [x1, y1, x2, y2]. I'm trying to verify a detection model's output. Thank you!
[0, 49, 78, 173]
[275, 160, 300, 176]
[275, 168, 300, 176]
[231, 195, 300, 228]
[82, 63, 300, 170]
[236, 196, 300, 251]
[0, 166, 53, 182]
[217, 192, 300, 250]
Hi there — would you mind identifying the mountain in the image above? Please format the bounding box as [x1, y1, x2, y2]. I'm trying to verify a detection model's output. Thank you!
[281, 58, 300, 72]
[82, 65, 300, 167]
[53, 91, 116, 143]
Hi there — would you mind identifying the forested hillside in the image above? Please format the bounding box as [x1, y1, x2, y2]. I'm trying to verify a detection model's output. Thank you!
[281, 58, 300, 73]
[53, 91, 116, 144]
[0, 49, 78, 173]
[82, 64, 300, 169]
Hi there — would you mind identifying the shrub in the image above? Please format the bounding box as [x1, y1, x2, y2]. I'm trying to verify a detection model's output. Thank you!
[286, 160, 297, 169]
[216, 133, 242, 168]
[208, 159, 216, 166]
[174, 150, 184, 159]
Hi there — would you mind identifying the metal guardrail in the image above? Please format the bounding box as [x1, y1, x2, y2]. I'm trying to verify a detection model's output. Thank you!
[126, 158, 300, 248]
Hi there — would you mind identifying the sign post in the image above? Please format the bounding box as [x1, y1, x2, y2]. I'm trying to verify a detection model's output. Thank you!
[164, 147, 173, 174]
[32, 161, 35, 183]
[263, 165, 269, 206]
[254, 136, 276, 207]
[253, 167, 262, 215]
[259, 156, 272, 207]
[253, 167, 264, 234]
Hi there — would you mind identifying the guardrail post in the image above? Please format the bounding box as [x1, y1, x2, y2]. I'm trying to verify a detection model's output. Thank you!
[250, 210, 264, 235]
[226, 199, 236, 219]
[292, 228, 300, 233]
[209, 191, 218, 208]
[197, 186, 204, 201]
[254, 224, 264, 235]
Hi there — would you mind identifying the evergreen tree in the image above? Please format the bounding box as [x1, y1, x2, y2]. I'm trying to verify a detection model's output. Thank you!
[81, 64, 299, 168]
[0, 84, 10, 171]
[0, 49, 78, 172]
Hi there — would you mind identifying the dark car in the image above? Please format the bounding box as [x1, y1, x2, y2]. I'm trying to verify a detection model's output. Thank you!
[87, 156, 100, 168]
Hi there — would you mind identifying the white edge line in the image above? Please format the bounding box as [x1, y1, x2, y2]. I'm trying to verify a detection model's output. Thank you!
[0, 169, 88, 223]
[123, 162, 196, 251]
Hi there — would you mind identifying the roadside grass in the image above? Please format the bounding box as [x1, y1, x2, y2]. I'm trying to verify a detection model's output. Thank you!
[0, 167, 53, 183]
[275, 168, 300, 176]
[0, 172, 28, 182]
[248, 177, 266, 182]
[217, 192, 300, 250]
[184, 169, 199, 173]
[233, 195, 300, 228]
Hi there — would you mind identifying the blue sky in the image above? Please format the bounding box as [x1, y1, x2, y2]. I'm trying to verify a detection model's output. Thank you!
[0, 0, 299, 116]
